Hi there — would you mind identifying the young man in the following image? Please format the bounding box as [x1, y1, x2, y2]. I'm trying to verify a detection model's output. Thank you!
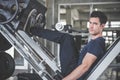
[24, 11, 107, 80]
[62, 11, 107, 80]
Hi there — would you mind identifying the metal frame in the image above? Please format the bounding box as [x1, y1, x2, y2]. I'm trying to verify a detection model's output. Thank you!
[0, 24, 61, 80]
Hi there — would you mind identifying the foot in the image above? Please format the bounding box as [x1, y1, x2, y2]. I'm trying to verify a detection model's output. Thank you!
[23, 9, 37, 36]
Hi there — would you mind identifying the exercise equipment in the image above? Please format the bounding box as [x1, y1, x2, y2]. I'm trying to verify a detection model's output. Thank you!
[0, 52, 15, 80]
[0, 0, 61, 80]
[17, 73, 43, 80]
[0, 0, 120, 80]
[0, 0, 19, 24]
[54, 22, 88, 33]
[0, 33, 12, 51]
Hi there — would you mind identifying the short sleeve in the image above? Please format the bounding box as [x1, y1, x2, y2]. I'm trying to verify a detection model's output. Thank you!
[87, 39, 104, 57]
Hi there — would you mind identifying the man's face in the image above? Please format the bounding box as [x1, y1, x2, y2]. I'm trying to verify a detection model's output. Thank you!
[88, 17, 104, 36]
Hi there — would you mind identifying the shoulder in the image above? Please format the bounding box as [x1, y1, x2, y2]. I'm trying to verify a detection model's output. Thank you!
[89, 37, 105, 45]
[95, 37, 105, 42]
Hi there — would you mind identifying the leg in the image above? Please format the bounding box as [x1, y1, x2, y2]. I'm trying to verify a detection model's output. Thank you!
[30, 27, 79, 76]
[59, 34, 79, 76]
[30, 27, 65, 43]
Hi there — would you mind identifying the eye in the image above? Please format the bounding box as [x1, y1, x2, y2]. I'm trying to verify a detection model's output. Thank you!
[93, 22, 98, 25]
[89, 22, 92, 24]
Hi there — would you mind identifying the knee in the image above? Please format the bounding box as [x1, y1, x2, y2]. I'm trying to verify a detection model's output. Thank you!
[63, 34, 74, 41]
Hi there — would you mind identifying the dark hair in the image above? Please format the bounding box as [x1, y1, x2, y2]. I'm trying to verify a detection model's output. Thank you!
[90, 11, 107, 24]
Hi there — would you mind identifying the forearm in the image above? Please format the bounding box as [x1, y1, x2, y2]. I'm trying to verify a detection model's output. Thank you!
[62, 53, 97, 80]
[62, 64, 89, 80]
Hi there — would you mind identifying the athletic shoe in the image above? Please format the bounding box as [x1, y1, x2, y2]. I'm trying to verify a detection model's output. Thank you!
[35, 13, 46, 28]
[23, 9, 37, 36]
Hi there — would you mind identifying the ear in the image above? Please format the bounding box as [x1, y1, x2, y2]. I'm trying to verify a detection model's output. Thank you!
[101, 24, 105, 28]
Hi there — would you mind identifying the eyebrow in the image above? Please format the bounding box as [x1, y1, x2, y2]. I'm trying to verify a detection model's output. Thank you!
[89, 21, 99, 25]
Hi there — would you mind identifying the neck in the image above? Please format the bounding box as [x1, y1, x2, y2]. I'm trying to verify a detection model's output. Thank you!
[91, 34, 102, 40]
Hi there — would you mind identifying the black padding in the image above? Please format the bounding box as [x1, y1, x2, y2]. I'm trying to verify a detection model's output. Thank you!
[0, 52, 15, 80]
[17, 73, 43, 80]
[0, 33, 12, 51]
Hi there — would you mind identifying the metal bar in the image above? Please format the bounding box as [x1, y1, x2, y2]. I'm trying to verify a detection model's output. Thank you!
[59, 2, 120, 6]
[17, 30, 60, 72]
[0, 24, 59, 80]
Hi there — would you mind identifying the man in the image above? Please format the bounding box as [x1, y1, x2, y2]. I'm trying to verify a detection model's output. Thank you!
[24, 11, 107, 80]
[62, 11, 107, 80]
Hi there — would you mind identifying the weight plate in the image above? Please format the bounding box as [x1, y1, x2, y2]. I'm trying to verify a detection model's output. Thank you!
[0, 0, 19, 24]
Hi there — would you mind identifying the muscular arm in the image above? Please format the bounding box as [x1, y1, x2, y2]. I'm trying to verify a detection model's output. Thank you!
[62, 53, 97, 80]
